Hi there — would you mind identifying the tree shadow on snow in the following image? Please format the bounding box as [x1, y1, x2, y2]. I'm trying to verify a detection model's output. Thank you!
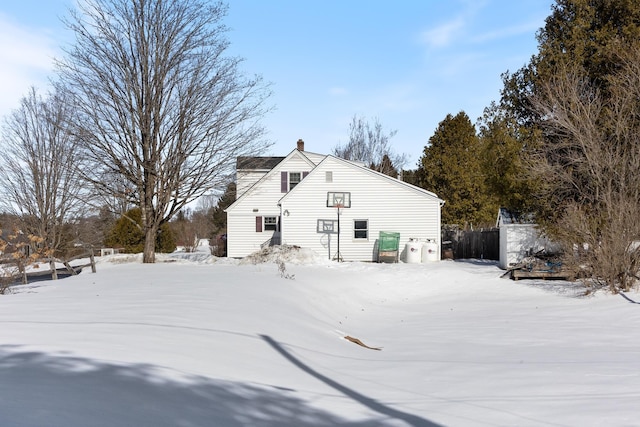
[261, 335, 443, 427]
[0, 346, 397, 427]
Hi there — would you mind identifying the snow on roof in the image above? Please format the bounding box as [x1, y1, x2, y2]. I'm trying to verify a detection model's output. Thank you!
[497, 207, 536, 225]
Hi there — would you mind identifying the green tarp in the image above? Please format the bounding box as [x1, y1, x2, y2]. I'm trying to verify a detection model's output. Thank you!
[378, 231, 400, 252]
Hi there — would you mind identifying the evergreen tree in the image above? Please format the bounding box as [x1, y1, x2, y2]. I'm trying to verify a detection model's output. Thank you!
[500, 0, 640, 130]
[486, 0, 640, 217]
[105, 208, 176, 254]
[400, 168, 419, 186]
[478, 103, 536, 214]
[417, 112, 497, 228]
[537, 0, 640, 88]
[211, 182, 236, 234]
[370, 154, 399, 179]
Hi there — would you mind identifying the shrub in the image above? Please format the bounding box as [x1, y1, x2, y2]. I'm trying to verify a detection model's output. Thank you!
[105, 208, 176, 253]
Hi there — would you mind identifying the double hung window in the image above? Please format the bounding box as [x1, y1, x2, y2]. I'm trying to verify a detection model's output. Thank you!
[289, 172, 301, 190]
[354, 220, 368, 240]
[264, 216, 278, 231]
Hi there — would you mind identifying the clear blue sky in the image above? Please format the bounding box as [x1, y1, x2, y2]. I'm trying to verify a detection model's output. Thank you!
[0, 0, 554, 167]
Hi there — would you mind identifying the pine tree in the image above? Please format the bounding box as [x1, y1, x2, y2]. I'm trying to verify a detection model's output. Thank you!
[105, 208, 176, 254]
[417, 112, 497, 228]
[478, 103, 536, 214]
[370, 154, 399, 179]
[211, 182, 236, 234]
[499, 0, 640, 136]
[485, 0, 640, 216]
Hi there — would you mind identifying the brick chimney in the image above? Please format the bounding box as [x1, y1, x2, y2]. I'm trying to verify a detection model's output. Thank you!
[296, 139, 304, 151]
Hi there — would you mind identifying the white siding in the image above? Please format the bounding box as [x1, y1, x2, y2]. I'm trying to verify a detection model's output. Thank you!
[300, 151, 326, 164]
[226, 151, 316, 258]
[498, 224, 556, 269]
[280, 157, 442, 262]
[236, 170, 269, 198]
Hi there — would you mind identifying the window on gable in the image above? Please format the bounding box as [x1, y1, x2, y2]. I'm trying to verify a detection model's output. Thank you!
[325, 171, 333, 182]
[289, 172, 301, 190]
[281, 171, 309, 192]
[264, 216, 278, 231]
[354, 220, 368, 240]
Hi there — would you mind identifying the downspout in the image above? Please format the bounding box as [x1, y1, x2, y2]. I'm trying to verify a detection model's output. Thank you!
[277, 203, 284, 245]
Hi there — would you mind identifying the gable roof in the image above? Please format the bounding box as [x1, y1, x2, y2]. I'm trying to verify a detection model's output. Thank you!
[226, 149, 319, 212]
[298, 151, 326, 164]
[496, 207, 535, 226]
[237, 156, 285, 171]
[278, 154, 444, 205]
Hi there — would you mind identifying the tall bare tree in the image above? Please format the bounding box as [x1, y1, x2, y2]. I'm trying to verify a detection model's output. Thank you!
[529, 47, 640, 292]
[56, 0, 272, 263]
[333, 115, 407, 177]
[0, 87, 87, 257]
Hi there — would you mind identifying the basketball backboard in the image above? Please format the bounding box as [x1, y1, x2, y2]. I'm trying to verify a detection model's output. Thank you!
[326, 191, 351, 208]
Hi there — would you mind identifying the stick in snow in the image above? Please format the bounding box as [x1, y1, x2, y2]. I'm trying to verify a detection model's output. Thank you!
[344, 335, 382, 351]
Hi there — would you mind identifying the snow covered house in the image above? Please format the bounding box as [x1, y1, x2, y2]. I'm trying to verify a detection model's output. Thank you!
[226, 140, 444, 261]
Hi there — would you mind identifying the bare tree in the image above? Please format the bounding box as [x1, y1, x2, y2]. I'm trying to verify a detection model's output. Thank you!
[196, 193, 219, 213]
[0, 87, 88, 257]
[56, 0, 272, 263]
[93, 171, 136, 218]
[333, 115, 407, 177]
[529, 47, 640, 292]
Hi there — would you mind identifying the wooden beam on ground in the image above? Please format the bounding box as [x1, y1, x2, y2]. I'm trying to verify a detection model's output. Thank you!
[512, 269, 574, 281]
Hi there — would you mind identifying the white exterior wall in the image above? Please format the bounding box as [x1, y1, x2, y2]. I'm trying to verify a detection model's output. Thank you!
[499, 224, 541, 269]
[226, 152, 316, 258]
[280, 158, 442, 262]
[300, 151, 326, 164]
[236, 170, 269, 198]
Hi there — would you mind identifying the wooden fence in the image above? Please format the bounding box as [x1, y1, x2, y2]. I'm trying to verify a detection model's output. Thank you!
[442, 228, 500, 261]
[0, 251, 96, 285]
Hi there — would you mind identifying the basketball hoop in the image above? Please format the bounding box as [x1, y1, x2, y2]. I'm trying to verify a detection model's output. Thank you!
[326, 191, 351, 208]
[326, 192, 351, 262]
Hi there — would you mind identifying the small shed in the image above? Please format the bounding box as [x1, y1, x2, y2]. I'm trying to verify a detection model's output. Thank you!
[496, 208, 555, 270]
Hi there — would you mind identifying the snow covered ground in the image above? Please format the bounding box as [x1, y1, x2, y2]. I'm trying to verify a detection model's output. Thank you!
[1, 247, 639, 427]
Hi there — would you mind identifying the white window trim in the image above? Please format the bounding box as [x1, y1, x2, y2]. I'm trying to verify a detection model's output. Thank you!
[264, 216, 278, 231]
[325, 171, 333, 183]
[353, 219, 369, 241]
[289, 172, 302, 190]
